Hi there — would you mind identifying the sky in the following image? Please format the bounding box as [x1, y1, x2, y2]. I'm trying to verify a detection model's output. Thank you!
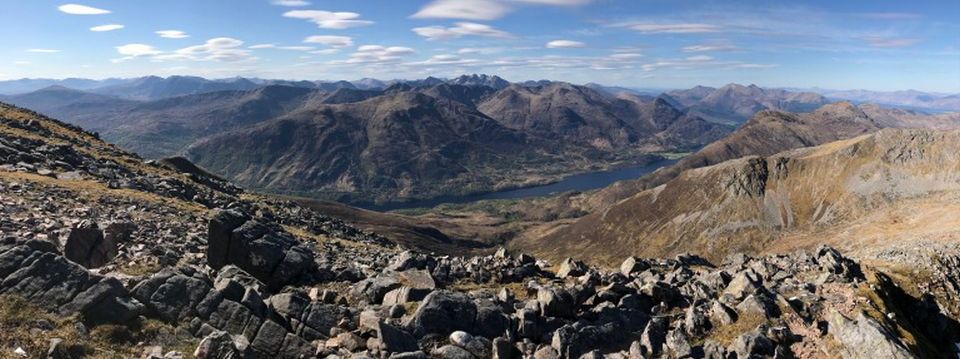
[0, 0, 958, 92]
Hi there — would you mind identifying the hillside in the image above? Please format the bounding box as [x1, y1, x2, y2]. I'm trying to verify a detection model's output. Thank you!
[517, 128, 960, 266]
[1, 101, 959, 358]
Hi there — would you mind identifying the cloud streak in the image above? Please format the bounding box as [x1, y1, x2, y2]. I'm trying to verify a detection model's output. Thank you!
[90, 24, 124, 32]
[413, 22, 511, 40]
[157, 30, 189, 39]
[58, 4, 110, 15]
[546, 40, 586, 48]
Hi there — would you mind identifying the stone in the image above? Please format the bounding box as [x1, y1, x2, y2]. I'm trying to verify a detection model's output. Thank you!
[639, 318, 667, 358]
[492, 337, 517, 359]
[828, 310, 915, 359]
[432, 345, 476, 359]
[556, 258, 587, 278]
[63, 221, 115, 269]
[724, 271, 761, 300]
[537, 287, 575, 318]
[405, 290, 477, 338]
[378, 322, 419, 354]
[620, 257, 649, 277]
[729, 329, 774, 358]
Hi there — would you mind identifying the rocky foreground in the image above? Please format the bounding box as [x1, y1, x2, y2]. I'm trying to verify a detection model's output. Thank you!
[1, 101, 959, 359]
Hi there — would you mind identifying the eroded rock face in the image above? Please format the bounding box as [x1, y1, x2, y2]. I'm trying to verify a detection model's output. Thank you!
[207, 210, 316, 291]
[0, 237, 143, 325]
[828, 310, 916, 359]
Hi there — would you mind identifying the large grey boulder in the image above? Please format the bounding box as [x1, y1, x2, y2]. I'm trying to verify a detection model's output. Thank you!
[63, 220, 116, 269]
[206, 210, 316, 291]
[405, 290, 478, 338]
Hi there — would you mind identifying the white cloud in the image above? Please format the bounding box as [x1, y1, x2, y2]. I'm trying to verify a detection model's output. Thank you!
[621, 23, 722, 34]
[116, 44, 160, 56]
[90, 24, 124, 32]
[156, 30, 189, 39]
[26, 49, 60, 53]
[166, 37, 254, 62]
[412, 22, 511, 40]
[681, 44, 738, 52]
[412, 0, 509, 21]
[686, 55, 713, 61]
[331, 45, 416, 65]
[412, 0, 590, 20]
[457, 47, 503, 54]
[310, 49, 340, 55]
[249, 44, 276, 49]
[271, 0, 310, 6]
[545, 40, 586, 48]
[58, 4, 110, 15]
[610, 53, 643, 60]
[283, 10, 373, 29]
[304, 35, 354, 48]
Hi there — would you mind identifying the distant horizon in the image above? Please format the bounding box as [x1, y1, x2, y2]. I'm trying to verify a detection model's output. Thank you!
[1, 1, 958, 92]
[0, 73, 955, 95]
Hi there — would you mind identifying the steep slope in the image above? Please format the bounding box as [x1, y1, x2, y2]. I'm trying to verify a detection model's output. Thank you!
[515, 128, 960, 266]
[184, 91, 568, 203]
[448, 74, 510, 89]
[579, 102, 960, 213]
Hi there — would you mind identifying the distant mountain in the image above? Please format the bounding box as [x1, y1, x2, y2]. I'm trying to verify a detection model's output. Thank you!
[90, 75, 261, 101]
[813, 88, 960, 112]
[671, 83, 830, 124]
[352, 78, 388, 90]
[0, 85, 138, 127]
[314, 80, 357, 92]
[448, 74, 510, 89]
[515, 127, 960, 264]
[183, 90, 559, 203]
[0, 78, 130, 94]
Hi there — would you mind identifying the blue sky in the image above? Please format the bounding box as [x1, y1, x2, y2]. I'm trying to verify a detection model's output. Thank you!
[1, 0, 958, 92]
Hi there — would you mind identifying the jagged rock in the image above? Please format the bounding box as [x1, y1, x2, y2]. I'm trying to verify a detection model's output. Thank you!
[0, 238, 143, 325]
[533, 346, 559, 359]
[665, 329, 692, 358]
[492, 337, 518, 359]
[378, 322, 419, 354]
[556, 258, 587, 278]
[828, 310, 915, 359]
[206, 210, 316, 291]
[723, 270, 761, 300]
[538, 287, 576, 318]
[133, 266, 214, 323]
[639, 318, 667, 357]
[194, 330, 242, 359]
[405, 290, 478, 338]
[63, 221, 116, 269]
[729, 328, 774, 358]
[620, 257, 649, 277]
[709, 300, 737, 325]
[736, 294, 779, 319]
[433, 345, 476, 359]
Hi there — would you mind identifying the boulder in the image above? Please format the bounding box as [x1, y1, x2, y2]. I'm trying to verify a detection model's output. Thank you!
[405, 290, 478, 338]
[63, 221, 116, 269]
[206, 210, 316, 291]
[194, 330, 242, 359]
[556, 258, 587, 278]
[828, 310, 915, 359]
[620, 257, 649, 277]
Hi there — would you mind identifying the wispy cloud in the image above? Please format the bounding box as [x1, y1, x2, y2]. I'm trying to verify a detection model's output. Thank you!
[90, 24, 124, 32]
[408, 54, 481, 66]
[156, 30, 189, 39]
[26, 49, 60, 53]
[854, 12, 922, 20]
[457, 47, 504, 54]
[412, 0, 590, 20]
[618, 23, 722, 34]
[277, 46, 314, 51]
[546, 40, 586, 49]
[283, 10, 373, 29]
[165, 37, 255, 62]
[58, 4, 110, 15]
[249, 44, 276, 49]
[412, 22, 511, 40]
[861, 37, 921, 48]
[271, 0, 310, 6]
[304, 35, 354, 48]
[682, 44, 738, 52]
